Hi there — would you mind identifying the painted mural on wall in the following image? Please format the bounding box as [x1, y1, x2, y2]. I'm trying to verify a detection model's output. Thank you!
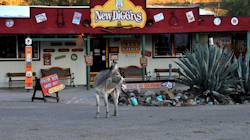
[91, 0, 147, 28]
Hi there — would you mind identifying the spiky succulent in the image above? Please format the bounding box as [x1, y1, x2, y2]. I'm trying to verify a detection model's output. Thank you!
[236, 55, 250, 95]
[176, 45, 237, 103]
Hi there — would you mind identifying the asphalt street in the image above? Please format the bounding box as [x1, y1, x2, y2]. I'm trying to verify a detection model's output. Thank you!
[0, 87, 250, 140]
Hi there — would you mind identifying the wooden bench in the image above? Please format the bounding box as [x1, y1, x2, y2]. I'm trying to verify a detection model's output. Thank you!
[41, 67, 75, 87]
[6, 72, 36, 88]
[119, 66, 149, 81]
[154, 68, 180, 80]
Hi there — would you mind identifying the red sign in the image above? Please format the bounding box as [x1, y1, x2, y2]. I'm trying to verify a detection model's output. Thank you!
[40, 74, 64, 96]
[25, 45, 33, 89]
[85, 55, 93, 66]
[126, 82, 162, 90]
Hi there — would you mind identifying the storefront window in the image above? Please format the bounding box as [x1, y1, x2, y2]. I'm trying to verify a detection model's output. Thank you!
[0, 36, 17, 58]
[153, 33, 190, 58]
[174, 34, 190, 56]
[211, 32, 247, 59]
[0, 35, 40, 60]
[232, 32, 247, 58]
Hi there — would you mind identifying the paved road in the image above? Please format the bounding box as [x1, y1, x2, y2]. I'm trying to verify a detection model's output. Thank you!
[0, 87, 250, 140]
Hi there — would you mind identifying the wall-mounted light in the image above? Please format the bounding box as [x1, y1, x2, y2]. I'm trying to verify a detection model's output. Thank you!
[146, 19, 154, 27]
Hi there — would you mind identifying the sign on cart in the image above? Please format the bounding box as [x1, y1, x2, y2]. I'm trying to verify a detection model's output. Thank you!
[40, 74, 65, 96]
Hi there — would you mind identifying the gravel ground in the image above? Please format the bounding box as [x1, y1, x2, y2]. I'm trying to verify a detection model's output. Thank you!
[0, 87, 250, 140]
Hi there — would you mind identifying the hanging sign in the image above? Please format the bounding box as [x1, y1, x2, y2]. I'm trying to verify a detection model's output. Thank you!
[90, 0, 147, 28]
[25, 45, 33, 89]
[140, 57, 148, 68]
[145, 50, 152, 57]
[72, 11, 82, 25]
[40, 74, 65, 96]
[85, 55, 93, 66]
[186, 11, 195, 23]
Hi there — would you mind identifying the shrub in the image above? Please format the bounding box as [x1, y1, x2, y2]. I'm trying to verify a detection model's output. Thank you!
[176, 45, 237, 104]
[236, 55, 250, 95]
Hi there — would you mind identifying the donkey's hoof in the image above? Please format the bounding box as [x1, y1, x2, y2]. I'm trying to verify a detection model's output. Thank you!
[105, 114, 109, 118]
[95, 113, 100, 118]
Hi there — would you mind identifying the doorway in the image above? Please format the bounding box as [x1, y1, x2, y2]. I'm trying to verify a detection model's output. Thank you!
[90, 38, 107, 72]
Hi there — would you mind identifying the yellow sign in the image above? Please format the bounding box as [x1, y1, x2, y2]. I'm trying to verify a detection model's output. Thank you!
[48, 84, 65, 94]
[91, 0, 147, 28]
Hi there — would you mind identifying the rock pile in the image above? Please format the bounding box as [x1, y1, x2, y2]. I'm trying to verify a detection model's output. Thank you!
[119, 89, 197, 107]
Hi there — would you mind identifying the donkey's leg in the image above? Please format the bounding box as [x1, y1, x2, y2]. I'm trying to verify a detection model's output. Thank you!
[112, 89, 120, 116]
[95, 93, 100, 118]
[104, 93, 109, 118]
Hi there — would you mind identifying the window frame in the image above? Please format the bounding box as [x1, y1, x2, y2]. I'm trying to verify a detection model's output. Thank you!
[152, 33, 191, 58]
[0, 35, 40, 61]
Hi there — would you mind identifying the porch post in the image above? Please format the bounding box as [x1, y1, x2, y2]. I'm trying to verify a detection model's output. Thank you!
[85, 35, 91, 90]
[141, 35, 146, 81]
[247, 31, 250, 62]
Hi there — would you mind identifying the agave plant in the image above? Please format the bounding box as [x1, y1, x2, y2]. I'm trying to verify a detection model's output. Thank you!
[175, 45, 237, 104]
[236, 55, 250, 95]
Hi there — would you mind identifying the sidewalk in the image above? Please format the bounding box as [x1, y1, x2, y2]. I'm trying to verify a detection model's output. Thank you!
[0, 83, 189, 105]
[0, 86, 97, 105]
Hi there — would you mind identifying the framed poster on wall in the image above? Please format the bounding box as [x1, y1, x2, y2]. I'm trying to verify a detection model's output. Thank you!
[43, 53, 51, 66]
[121, 39, 140, 55]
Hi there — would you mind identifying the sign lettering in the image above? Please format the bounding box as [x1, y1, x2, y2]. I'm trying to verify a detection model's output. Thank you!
[40, 74, 65, 96]
[91, 0, 147, 28]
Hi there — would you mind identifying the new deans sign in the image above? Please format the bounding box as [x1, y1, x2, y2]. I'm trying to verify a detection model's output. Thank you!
[91, 0, 147, 28]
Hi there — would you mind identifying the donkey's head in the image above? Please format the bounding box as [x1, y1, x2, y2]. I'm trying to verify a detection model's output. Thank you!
[111, 69, 125, 85]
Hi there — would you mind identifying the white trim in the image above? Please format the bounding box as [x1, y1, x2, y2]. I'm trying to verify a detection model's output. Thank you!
[0, 6, 30, 18]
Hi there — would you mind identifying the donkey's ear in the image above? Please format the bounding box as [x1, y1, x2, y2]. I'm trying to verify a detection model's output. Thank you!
[112, 60, 118, 65]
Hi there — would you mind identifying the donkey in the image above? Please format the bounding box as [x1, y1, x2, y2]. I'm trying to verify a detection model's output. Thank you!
[94, 62, 125, 118]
